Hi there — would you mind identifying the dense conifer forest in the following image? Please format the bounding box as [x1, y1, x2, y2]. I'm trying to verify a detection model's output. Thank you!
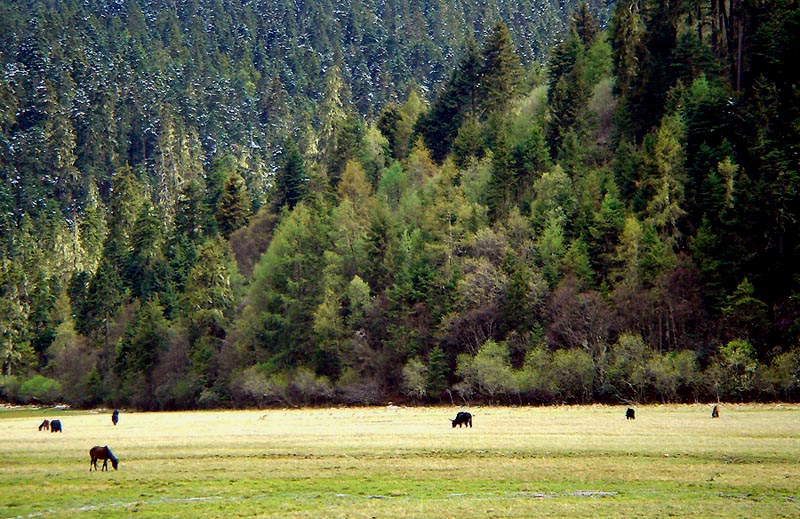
[1, 0, 799, 409]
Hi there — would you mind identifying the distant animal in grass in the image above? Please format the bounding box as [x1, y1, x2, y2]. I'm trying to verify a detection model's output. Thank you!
[38, 419, 50, 431]
[451, 411, 472, 428]
[89, 445, 119, 471]
[112, 409, 119, 426]
[50, 419, 62, 432]
[711, 405, 719, 418]
[625, 408, 635, 420]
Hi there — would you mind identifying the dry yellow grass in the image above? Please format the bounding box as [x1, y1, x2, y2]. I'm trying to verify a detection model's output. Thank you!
[0, 404, 797, 518]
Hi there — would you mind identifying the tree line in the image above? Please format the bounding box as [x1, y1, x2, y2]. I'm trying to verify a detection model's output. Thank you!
[1, 0, 799, 408]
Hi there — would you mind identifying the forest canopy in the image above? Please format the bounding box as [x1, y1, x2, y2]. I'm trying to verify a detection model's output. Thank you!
[1, 0, 799, 409]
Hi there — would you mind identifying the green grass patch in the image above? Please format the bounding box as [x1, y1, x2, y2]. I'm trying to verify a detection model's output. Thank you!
[0, 404, 797, 518]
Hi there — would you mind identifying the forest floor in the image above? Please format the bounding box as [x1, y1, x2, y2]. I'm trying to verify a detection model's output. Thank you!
[0, 404, 797, 518]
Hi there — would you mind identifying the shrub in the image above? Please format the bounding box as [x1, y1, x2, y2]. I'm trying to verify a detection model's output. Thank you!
[0, 375, 21, 403]
[455, 340, 518, 402]
[517, 347, 554, 402]
[766, 350, 800, 401]
[18, 375, 63, 404]
[402, 357, 428, 400]
[718, 339, 759, 399]
[290, 367, 333, 404]
[549, 348, 595, 403]
[608, 333, 656, 403]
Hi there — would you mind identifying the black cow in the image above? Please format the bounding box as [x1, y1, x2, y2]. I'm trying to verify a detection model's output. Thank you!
[50, 419, 62, 432]
[625, 408, 635, 420]
[112, 409, 119, 426]
[711, 405, 719, 418]
[451, 411, 472, 428]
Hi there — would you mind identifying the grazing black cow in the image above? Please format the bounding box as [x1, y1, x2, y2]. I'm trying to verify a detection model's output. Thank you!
[111, 409, 119, 426]
[38, 419, 50, 431]
[711, 405, 719, 418]
[50, 419, 62, 432]
[451, 411, 472, 428]
[625, 408, 635, 420]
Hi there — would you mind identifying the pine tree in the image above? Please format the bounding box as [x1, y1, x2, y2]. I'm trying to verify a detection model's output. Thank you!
[426, 345, 449, 397]
[126, 203, 166, 300]
[546, 29, 590, 156]
[573, 2, 600, 47]
[645, 113, 687, 249]
[273, 138, 307, 211]
[479, 22, 523, 117]
[609, 0, 646, 137]
[216, 173, 252, 239]
[416, 40, 482, 163]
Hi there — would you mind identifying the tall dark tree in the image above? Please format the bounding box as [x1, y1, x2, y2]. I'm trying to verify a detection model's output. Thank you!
[216, 173, 252, 239]
[273, 138, 307, 211]
[415, 39, 482, 163]
[479, 22, 524, 118]
[126, 203, 167, 300]
[114, 298, 171, 409]
[546, 29, 590, 156]
[573, 2, 601, 47]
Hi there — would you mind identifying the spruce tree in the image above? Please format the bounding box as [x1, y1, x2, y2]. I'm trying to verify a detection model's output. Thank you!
[216, 173, 251, 239]
[479, 22, 523, 117]
[416, 39, 482, 163]
[546, 29, 590, 157]
[274, 138, 307, 211]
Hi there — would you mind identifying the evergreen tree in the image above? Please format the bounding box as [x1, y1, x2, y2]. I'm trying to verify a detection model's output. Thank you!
[609, 0, 646, 136]
[83, 255, 126, 347]
[0, 259, 34, 376]
[114, 298, 171, 408]
[237, 201, 333, 372]
[126, 203, 166, 300]
[416, 39, 482, 163]
[644, 113, 687, 249]
[479, 22, 524, 118]
[573, 2, 600, 47]
[377, 105, 403, 160]
[216, 173, 252, 239]
[181, 237, 240, 389]
[273, 138, 307, 211]
[546, 29, 591, 156]
[486, 134, 516, 222]
[426, 345, 449, 397]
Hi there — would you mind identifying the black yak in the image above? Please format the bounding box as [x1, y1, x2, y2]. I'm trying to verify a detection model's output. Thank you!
[451, 411, 472, 428]
[50, 419, 62, 432]
[625, 408, 635, 420]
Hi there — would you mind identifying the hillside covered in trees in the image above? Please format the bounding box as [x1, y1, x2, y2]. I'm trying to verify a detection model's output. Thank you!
[1, 0, 799, 409]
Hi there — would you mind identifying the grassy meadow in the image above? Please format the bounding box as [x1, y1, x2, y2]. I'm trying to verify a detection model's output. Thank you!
[0, 404, 797, 518]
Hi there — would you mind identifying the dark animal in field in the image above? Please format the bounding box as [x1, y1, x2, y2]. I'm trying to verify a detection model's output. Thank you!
[49, 419, 62, 432]
[625, 408, 635, 420]
[451, 411, 472, 428]
[38, 419, 50, 431]
[89, 445, 119, 471]
[711, 405, 719, 418]
[112, 409, 119, 426]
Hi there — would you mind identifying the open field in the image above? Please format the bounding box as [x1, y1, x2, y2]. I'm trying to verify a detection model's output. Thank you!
[0, 404, 797, 518]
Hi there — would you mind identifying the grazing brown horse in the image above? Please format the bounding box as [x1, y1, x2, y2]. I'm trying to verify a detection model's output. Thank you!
[38, 419, 50, 431]
[89, 446, 119, 471]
